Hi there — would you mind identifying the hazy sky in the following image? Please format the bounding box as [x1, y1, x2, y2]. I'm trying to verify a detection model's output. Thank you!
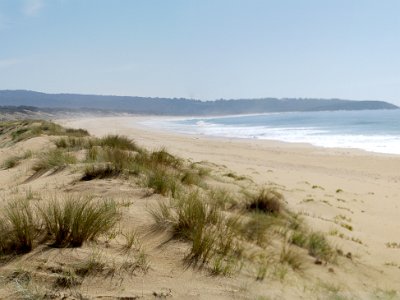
[1, 0, 400, 104]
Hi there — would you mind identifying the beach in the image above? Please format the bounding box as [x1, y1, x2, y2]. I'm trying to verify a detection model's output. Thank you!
[61, 116, 400, 288]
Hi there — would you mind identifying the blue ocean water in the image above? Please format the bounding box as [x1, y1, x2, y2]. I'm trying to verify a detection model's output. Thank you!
[144, 110, 400, 154]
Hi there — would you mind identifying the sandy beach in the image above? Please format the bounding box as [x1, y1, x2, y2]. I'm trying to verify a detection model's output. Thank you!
[2, 117, 400, 299]
[61, 116, 400, 289]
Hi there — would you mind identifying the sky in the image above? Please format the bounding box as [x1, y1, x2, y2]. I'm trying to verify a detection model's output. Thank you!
[0, 0, 400, 104]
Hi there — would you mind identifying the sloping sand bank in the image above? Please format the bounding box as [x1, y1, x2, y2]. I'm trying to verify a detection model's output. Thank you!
[60, 116, 400, 296]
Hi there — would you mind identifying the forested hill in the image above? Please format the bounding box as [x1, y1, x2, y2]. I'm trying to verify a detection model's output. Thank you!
[0, 90, 397, 116]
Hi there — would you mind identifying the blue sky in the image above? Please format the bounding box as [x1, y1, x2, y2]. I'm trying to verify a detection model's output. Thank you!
[0, 0, 400, 104]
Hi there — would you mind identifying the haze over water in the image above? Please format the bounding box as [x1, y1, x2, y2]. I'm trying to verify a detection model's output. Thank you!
[145, 110, 400, 155]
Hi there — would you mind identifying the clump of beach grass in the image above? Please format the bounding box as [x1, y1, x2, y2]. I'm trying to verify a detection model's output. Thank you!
[6, 120, 89, 143]
[99, 134, 140, 152]
[53, 270, 82, 288]
[33, 149, 77, 172]
[240, 213, 275, 247]
[38, 195, 120, 247]
[81, 164, 123, 180]
[181, 170, 202, 186]
[73, 251, 108, 277]
[146, 168, 181, 197]
[0, 199, 40, 254]
[55, 136, 91, 150]
[279, 242, 304, 271]
[149, 148, 182, 169]
[208, 188, 237, 210]
[2, 151, 32, 169]
[150, 191, 242, 267]
[3, 156, 22, 169]
[307, 232, 335, 262]
[246, 188, 283, 214]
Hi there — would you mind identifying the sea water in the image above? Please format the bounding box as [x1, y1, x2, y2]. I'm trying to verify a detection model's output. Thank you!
[143, 110, 400, 155]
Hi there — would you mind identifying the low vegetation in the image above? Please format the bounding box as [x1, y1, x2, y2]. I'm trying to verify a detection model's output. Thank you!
[39, 195, 120, 247]
[0, 199, 39, 254]
[0, 120, 88, 146]
[246, 188, 283, 214]
[33, 149, 77, 172]
[2, 151, 32, 169]
[0, 120, 347, 298]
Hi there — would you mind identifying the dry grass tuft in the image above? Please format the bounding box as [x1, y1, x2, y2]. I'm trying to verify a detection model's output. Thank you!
[307, 232, 335, 262]
[246, 188, 283, 214]
[99, 135, 140, 152]
[280, 242, 304, 271]
[33, 149, 77, 172]
[149, 148, 182, 168]
[38, 195, 120, 247]
[82, 164, 123, 180]
[146, 168, 181, 197]
[0, 199, 40, 254]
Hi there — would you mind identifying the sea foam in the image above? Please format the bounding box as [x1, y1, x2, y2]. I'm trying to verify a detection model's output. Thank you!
[141, 110, 400, 155]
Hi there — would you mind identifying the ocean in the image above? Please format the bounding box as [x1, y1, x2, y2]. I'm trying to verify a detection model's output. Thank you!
[143, 109, 400, 155]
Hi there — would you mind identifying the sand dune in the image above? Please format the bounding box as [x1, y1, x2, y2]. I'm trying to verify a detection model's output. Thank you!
[0, 117, 399, 299]
[61, 116, 400, 295]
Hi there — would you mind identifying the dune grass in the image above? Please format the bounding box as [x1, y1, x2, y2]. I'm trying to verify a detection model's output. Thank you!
[150, 191, 244, 266]
[149, 148, 182, 168]
[240, 213, 275, 246]
[98, 134, 140, 152]
[0, 199, 39, 254]
[38, 195, 120, 247]
[1, 120, 89, 144]
[82, 164, 123, 180]
[33, 149, 77, 172]
[279, 242, 304, 271]
[307, 232, 336, 262]
[55, 136, 91, 150]
[246, 188, 283, 214]
[2, 156, 21, 169]
[2, 151, 32, 169]
[146, 167, 181, 197]
[0, 120, 341, 287]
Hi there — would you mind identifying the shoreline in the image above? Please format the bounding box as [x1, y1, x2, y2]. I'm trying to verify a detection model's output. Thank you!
[75, 115, 400, 158]
[141, 114, 400, 157]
